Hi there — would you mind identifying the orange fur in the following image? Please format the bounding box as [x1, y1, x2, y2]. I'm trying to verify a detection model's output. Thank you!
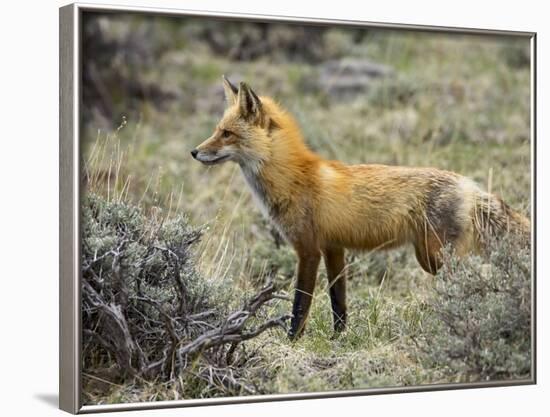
[192, 77, 530, 339]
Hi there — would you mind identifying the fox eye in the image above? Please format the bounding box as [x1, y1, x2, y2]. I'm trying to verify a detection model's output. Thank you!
[221, 130, 232, 139]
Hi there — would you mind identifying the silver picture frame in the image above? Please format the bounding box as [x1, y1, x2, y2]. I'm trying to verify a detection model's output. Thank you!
[60, 2, 537, 414]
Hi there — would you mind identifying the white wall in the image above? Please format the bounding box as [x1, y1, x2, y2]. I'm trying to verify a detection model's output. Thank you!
[0, 0, 546, 415]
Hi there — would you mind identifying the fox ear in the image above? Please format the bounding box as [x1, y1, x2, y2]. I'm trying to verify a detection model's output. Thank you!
[222, 75, 238, 106]
[237, 82, 263, 124]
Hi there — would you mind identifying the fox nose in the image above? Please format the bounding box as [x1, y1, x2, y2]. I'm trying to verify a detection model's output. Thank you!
[190, 149, 198, 159]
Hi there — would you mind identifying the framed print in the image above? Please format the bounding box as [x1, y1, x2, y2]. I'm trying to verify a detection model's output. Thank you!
[59, 3, 536, 413]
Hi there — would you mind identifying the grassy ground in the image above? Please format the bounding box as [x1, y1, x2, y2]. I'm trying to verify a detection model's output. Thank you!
[81, 19, 531, 403]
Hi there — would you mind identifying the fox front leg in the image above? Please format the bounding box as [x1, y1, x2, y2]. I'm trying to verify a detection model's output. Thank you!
[288, 250, 320, 340]
[323, 247, 347, 334]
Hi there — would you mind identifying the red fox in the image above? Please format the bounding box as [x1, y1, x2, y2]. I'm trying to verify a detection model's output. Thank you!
[191, 76, 531, 340]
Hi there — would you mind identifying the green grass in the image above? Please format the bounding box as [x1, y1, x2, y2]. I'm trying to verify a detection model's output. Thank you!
[81, 21, 531, 403]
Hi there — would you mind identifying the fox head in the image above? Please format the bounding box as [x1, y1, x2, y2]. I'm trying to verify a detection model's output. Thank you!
[191, 76, 272, 169]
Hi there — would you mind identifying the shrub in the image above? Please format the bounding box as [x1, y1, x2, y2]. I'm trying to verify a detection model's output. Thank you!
[82, 193, 289, 402]
[247, 237, 297, 287]
[421, 235, 531, 382]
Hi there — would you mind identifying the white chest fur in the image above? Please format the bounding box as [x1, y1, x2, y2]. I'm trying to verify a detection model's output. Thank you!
[239, 164, 294, 243]
[240, 165, 272, 220]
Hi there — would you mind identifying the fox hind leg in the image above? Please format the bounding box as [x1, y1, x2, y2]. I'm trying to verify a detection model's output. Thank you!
[414, 215, 475, 274]
[414, 239, 441, 275]
[414, 222, 444, 274]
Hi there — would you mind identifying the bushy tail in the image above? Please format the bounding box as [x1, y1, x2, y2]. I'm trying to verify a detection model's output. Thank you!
[472, 191, 530, 244]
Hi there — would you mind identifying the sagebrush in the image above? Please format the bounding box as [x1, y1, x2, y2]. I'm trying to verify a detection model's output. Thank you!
[81, 193, 289, 403]
[422, 235, 531, 382]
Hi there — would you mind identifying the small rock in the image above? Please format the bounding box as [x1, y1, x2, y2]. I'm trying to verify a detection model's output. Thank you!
[319, 58, 394, 99]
